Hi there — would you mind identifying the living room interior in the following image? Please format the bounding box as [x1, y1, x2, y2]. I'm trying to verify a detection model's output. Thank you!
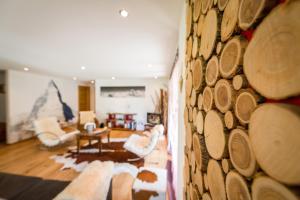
[1, 0, 300, 200]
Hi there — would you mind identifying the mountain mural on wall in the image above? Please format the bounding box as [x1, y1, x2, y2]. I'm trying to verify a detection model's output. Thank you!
[11, 80, 75, 141]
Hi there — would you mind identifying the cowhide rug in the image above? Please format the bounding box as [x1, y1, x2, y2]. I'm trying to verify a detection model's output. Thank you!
[50, 138, 144, 177]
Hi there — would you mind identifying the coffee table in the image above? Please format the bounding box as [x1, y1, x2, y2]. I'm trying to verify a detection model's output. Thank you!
[77, 128, 111, 154]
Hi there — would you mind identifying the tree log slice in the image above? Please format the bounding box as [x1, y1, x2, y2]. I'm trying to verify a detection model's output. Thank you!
[214, 79, 236, 113]
[191, 184, 201, 200]
[204, 110, 227, 160]
[221, 0, 239, 42]
[188, 106, 193, 123]
[224, 110, 237, 129]
[187, 36, 193, 61]
[202, 0, 214, 14]
[205, 56, 219, 86]
[192, 36, 199, 58]
[203, 86, 214, 112]
[185, 154, 191, 184]
[191, 150, 196, 174]
[184, 106, 189, 127]
[186, 91, 191, 108]
[186, 70, 193, 97]
[216, 42, 223, 55]
[198, 93, 203, 110]
[232, 75, 248, 90]
[218, 0, 228, 11]
[192, 107, 198, 127]
[228, 128, 257, 177]
[203, 173, 209, 191]
[196, 110, 204, 134]
[193, 168, 203, 195]
[221, 158, 233, 174]
[238, 0, 277, 31]
[190, 89, 198, 107]
[187, 5, 193, 37]
[193, 22, 198, 37]
[197, 14, 205, 37]
[186, 123, 193, 149]
[243, 1, 300, 99]
[200, 9, 218, 60]
[193, 0, 202, 22]
[252, 176, 299, 200]
[193, 134, 209, 171]
[203, 193, 212, 200]
[249, 104, 300, 185]
[219, 36, 248, 78]
[226, 171, 251, 200]
[234, 90, 258, 124]
[193, 58, 204, 91]
[207, 159, 226, 200]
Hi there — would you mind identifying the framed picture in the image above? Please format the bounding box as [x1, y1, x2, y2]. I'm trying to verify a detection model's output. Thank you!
[147, 113, 162, 125]
[100, 86, 145, 98]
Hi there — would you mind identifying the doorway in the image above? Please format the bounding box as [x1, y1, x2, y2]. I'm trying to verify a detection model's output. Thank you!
[78, 85, 91, 111]
[0, 71, 6, 142]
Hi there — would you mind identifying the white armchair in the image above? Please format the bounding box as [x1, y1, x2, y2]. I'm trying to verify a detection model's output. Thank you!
[123, 125, 164, 160]
[34, 117, 80, 148]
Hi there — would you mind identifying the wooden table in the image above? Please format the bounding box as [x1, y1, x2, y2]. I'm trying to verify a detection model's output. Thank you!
[77, 128, 111, 154]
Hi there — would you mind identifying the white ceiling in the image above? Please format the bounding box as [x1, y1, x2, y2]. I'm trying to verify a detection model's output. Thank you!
[0, 0, 183, 80]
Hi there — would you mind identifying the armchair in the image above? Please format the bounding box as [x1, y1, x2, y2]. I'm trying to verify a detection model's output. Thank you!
[78, 111, 100, 131]
[123, 125, 164, 160]
[34, 117, 79, 148]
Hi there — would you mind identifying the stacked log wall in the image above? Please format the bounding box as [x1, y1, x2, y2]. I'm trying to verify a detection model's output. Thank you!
[183, 0, 300, 199]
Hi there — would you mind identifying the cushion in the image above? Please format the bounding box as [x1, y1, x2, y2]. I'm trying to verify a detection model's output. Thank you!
[54, 161, 114, 200]
[79, 111, 96, 125]
[34, 117, 65, 136]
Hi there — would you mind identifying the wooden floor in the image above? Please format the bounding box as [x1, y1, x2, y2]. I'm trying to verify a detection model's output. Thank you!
[0, 130, 168, 200]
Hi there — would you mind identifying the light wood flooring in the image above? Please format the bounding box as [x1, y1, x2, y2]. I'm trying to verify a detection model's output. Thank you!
[0, 130, 168, 200]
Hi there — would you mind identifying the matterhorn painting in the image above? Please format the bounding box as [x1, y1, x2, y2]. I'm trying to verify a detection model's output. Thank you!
[10, 80, 75, 141]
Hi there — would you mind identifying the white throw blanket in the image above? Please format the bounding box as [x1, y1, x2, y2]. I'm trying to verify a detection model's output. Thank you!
[54, 161, 114, 200]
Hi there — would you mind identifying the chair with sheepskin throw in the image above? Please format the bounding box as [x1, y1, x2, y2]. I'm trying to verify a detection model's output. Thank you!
[123, 125, 164, 160]
[34, 117, 80, 148]
[78, 111, 100, 131]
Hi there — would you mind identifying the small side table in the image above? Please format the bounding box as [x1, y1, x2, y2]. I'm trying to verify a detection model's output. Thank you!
[77, 128, 111, 154]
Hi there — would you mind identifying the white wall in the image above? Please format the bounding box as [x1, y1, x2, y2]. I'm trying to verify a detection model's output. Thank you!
[0, 71, 6, 122]
[95, 79, 168, 126]
[169, 3, 186, 199]
[6, 70, 78, 144]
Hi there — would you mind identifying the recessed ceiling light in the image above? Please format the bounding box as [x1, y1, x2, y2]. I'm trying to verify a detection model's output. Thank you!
[119, 9, 128, 18]
[154, 76, 158, 79]
[81, 66, 86, 70]
[24, 67, 29, 71]
[111, 77, 116, 80]
[73, 77, 77, 81]
[90, 80, 95, 84]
